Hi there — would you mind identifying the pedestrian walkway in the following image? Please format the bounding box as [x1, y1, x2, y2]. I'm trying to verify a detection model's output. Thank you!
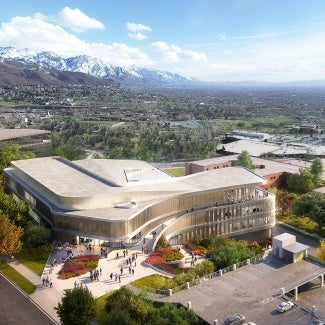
[8, 259, 62, 323]
[6, 240, 165, 324]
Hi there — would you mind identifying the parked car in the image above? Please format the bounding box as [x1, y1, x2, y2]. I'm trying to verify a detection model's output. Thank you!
[243, 323, 256, 325]
[276, 301, 294, 313]
[223, 314, 246, 325]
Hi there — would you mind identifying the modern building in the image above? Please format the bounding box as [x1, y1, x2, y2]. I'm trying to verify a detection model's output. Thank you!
[225, 130, 272, 142]
[218, 139, 281, 158]
[219, 137, 325, 159]
[185, 155, 304, 189]
[0, 128, 51, 157]
[4, 157, 275, 247]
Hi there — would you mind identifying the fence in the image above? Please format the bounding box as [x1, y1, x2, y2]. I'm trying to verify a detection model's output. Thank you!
[307, 254, 325, 266]
[140, 255, 263, 296]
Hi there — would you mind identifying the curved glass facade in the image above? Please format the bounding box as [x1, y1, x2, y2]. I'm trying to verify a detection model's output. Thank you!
[5, 170, 275, 246]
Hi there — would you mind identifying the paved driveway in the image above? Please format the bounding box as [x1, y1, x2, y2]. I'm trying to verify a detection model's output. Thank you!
[158, 257, 324, 325]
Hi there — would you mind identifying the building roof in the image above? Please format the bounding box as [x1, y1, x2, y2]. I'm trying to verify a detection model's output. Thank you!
[187, 154, 238, 166]
[272, 145, 307, 156]
[0, 128, 50, 140]
[187, 155, 302, 177]
[272, 232, 309, 253]
[273, 233, 296, 242]
[221, 139, 281, 157]
[250, 157, 302, 177]
[229, 130, 272, 141]
[6, 157, 267, 214]
[283, 242, 309, 254]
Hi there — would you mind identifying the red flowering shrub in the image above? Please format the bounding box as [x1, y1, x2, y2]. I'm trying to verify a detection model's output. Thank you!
[145, 245, 184, 274]
[145, 255, 165, 265]
[58, 255, 100, 279]
[190, 246, 207, 256]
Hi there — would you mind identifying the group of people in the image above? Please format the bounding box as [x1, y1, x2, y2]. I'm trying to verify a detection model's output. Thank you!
[49, 240, 149, 292]
[89, 268, 102, 282]
[41, 275, 53, 288]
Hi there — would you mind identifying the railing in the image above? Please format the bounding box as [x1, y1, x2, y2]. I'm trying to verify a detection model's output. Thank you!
[307, 254, 325, 266]
[140, 255, 263, 296]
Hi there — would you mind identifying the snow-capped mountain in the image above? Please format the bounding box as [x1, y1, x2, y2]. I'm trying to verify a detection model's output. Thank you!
[0, 47, 197, 88]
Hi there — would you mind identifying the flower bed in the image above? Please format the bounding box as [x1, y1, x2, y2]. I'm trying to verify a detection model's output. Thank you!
[58, 255, 100, 279]
[190, 246, 207, 256]
[145, 245, 185, 273]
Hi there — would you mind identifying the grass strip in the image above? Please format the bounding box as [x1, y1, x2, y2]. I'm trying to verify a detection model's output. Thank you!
[14, 246, 52, 276]
[0, 262, 36, 294]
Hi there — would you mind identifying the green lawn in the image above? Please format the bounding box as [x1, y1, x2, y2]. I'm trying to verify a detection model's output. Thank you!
[164, 167, 185, 177]
[278, 215, 325, 237]
[0, 100, 20, 107]
[14, 246, 52, 276]
[132, 274, 175, 290]
[95, 292, 111, 323]
[0, 262, 36, 294]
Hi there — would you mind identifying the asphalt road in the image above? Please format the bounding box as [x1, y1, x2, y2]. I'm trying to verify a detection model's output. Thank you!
[0, 273, 57, 325]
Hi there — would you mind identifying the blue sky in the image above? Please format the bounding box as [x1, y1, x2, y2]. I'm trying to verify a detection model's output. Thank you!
[1, 0, 325, 82]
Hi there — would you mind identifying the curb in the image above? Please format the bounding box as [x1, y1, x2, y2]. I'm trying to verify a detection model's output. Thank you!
[0, 270, 59, 324]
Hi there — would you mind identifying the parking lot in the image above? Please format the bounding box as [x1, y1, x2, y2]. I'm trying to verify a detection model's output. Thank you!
[160, 256, 324, 324]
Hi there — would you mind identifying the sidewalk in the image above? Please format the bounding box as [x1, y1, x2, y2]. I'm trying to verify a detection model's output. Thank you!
[6, 240, 163, 324]
[8, 260, 62, 323]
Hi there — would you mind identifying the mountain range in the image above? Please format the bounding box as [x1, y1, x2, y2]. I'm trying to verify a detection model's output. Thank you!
[0, 59, 119, 87]
[0, 47, 196, 88]
[1, 46, 325, 89]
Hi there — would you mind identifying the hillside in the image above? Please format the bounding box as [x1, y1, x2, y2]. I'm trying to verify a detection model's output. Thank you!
[0, 59, 118, 87]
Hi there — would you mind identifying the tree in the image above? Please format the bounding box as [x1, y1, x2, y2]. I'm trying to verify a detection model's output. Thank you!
[0, 142, 35, 182]
[55, 287, 97, 325]
[105, 286, 151, 323]
[209, 239, 259, 269]
[189, 260, 215, 278]
[146, 303, 200, 325]
[210, 241, 241, 268]
[270, 188, 297, 216]
[0, 191, 30, 227]
[52, 143, 86, 161]
[310, 157, 324, 187]
[292, 192, 325, 229]
[236, 150, 255, 170]
[156, 234, 169, 249]
[23, 222, 52, 253]
[288, 168, 314, 194]
[0, 214, 23, 256]
[316, 240, 325, 260]
[102, 308, 138, 325]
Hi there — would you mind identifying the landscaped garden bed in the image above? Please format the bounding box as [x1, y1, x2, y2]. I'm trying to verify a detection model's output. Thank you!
[58, 254, 100, 279]
[145, 245, 185, 274]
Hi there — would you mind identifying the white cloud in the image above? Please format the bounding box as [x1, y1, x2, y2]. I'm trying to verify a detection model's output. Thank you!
[126, 23, 151, 40]
[3, 9, 325, 82]
[128, 32, 147, 40]
[0, 15, 153, 67]
[223, 50, 233, 56]
[125, 22, 152, 33]
[150, 41, 207, 63]
[37, 7, 105, 33]
[221, 32, 228, 41]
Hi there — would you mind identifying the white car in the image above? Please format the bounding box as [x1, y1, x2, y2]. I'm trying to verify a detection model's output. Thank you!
[276, 301, 294, 313]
